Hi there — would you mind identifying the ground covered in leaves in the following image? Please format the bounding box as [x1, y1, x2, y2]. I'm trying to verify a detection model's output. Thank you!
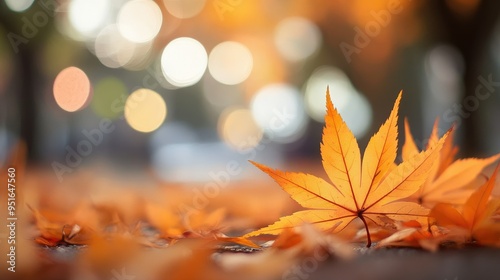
[4, 171, 500, 280]
[2, 90, 500, 280]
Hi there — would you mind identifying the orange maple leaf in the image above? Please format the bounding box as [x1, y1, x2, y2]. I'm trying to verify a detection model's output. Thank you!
[245, 88, 449, 247]
[430, 164, 500, 246]
[403, 119, 500, 207]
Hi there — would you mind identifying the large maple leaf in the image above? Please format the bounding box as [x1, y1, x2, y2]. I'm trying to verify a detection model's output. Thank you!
[245, 88, 449, 247]
[403, 119, 500, 207]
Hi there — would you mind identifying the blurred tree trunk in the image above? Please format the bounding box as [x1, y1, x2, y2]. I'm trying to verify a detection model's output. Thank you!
[0, 6, 38, 162]
[432, 0, 500, 156]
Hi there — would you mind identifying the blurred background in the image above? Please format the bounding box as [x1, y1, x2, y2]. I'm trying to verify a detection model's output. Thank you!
[1, 0, 500, 183]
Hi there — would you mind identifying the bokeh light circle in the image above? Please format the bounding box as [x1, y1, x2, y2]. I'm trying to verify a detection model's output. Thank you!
[274, 17, 322, 62]
[53, 66, 92, 112]
[160, 37, 208, 87]
[250, 84, 307, 143]
[163, 0, 206, 19]
[218, 107, 262, 149]
[124, 89, 167, 133]
[5, 0, 34, 12]
[68, 0, 110, 38]
[117, 0, 163, 43]
[95, 24, 135, 69]
[208, 41, 253, 85]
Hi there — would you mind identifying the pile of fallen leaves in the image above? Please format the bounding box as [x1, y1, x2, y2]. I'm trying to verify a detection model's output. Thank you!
[1, 88, 499, 280]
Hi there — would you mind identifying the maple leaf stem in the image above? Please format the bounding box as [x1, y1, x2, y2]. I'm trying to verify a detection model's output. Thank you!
[358, 214, 372, 248]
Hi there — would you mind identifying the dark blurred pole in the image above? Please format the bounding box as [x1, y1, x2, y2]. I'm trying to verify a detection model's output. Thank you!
[0, 6, 39, 162]
[18, 45, 37, 162]
[432, 0, 500, 156]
